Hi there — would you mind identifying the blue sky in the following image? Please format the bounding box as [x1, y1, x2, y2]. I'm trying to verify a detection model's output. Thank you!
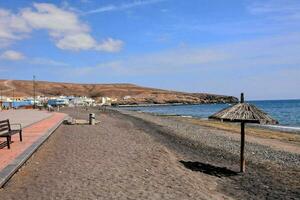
[0, 0, 300, 100]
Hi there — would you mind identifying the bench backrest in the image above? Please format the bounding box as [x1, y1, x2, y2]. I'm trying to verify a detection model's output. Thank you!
[0, 119, 11, 135]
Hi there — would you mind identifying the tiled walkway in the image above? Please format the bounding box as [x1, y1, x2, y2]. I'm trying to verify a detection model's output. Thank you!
[0, 112, 67, 186]
[0, 109, 53, 128]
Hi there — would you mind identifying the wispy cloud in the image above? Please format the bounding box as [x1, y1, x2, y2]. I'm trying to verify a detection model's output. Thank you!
[0, 50, 70, 67]
[57, 30, 300, 99]
[157, 0, 300, 39]
[84, 0, 166, 14]
[29, 57, 69, 67]
[69, 48, 230, 77]
[69, 32, 300, 76]
[0, 48, 71, 68]
[63, 32, 300, 99]
[0, 50, 25, 61]
[248, 0, 300, 20]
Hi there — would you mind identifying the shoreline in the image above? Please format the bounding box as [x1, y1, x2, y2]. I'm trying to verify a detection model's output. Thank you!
[117, 102, 233, 107]
[116, 108, 300, 155]
[116, 108, 300, 134]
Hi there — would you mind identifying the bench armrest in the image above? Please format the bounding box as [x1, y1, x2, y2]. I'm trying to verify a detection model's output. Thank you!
[10, 123, 22, 130]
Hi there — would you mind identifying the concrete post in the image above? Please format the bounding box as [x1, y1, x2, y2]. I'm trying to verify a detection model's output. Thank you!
[89, 113, 95, 125]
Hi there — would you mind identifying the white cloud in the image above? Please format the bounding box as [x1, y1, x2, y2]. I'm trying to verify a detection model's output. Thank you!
[56, 33, 97, 50]
[0, 9, 31, 47]
[0, 50, 25, 61]
[55, 34, 123, 52]
[85, 0, 165, 14]
[96, 38, 124, 52]
[0, 3, 123, 52]
[21, 3, 89, 37]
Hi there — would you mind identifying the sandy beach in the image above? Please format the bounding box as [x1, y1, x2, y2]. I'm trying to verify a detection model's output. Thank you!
[0, 107, 299, 199]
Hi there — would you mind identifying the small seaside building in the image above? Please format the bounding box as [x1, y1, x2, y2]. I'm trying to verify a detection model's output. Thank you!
[70, 96, 95, 106]
[1, 99, 34, 109]
[100, 97, 111, 106]
[123, 95, 131, 100]
[48, 98, 69, 107]
[100, 97, 118, 106]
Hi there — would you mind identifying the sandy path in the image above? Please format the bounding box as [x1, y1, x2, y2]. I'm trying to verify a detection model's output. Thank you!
[0, 108, 230, 200]
[0, 80, 15, 93]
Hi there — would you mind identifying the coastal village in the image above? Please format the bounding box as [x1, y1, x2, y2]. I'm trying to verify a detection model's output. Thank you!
[0, 79, 238, 110]
[0, 95, 117, 110]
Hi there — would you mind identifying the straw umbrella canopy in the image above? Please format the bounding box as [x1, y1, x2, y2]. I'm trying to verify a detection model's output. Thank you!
[209, 93, 278, 172]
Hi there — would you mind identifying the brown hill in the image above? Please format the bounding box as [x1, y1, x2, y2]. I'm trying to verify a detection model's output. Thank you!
[0, 80, 238, 105]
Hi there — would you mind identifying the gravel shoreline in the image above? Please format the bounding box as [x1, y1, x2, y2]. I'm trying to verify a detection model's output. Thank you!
[117, 109, 300, 168]
[115, 108, 300, 199]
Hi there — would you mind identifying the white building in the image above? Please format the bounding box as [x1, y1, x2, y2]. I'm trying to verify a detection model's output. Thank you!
[123, 95, 131, 100]
[70, 96, 95, 106]
[100, 97, 118, 106]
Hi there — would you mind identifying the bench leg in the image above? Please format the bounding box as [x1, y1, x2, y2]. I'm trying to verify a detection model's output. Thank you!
[7, 136, 11, 149]
[19, 130, 23, 142]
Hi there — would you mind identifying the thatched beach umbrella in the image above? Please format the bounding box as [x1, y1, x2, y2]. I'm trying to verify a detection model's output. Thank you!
[209, 93, 278, 172]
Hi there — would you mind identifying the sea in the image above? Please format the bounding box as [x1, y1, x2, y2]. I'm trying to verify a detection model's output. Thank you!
[121, 99, 300, 129]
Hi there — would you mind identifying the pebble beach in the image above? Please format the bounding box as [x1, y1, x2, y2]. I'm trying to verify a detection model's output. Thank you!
[0, 107, 299, 199]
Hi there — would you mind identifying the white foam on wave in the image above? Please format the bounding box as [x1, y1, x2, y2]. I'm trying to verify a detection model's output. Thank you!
[268, 125, 300, 130]
[181, 115, 193, 118]
[252, 124, 300, 134]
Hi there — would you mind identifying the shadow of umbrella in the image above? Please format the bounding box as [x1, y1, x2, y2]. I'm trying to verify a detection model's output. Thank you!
[180, 161, 238, 178]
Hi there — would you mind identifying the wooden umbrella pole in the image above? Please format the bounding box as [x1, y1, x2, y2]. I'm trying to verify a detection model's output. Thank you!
[240, 122, 245, 172]
[240, 93, 245, 172]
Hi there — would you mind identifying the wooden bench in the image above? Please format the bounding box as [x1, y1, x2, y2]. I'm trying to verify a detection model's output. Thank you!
[0, 119, 22, 149]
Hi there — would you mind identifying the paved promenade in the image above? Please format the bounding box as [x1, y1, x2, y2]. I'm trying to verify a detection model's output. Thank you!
[0, 110, 67, 187]
[0, 109, 53, 128]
